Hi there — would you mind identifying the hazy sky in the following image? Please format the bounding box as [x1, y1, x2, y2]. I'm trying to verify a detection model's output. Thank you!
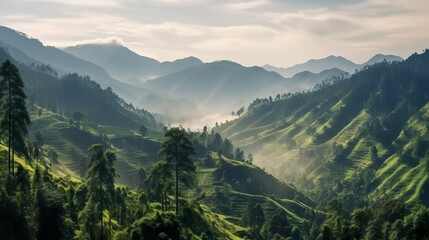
[1, 0, 428, 66]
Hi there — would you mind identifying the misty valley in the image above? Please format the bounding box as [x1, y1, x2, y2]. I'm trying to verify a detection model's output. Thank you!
[1, 25, 429, 240]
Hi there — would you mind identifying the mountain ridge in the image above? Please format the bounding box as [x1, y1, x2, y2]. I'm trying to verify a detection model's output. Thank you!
[0, 25, 145, 104]
[264, 54, 403, 77]
[219, 50, 429, 207]
[64, 43, 204, 84]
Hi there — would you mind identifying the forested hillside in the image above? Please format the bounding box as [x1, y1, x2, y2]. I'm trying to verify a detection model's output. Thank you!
[0, 52, 321, 239]
[219, 50, 429, 208]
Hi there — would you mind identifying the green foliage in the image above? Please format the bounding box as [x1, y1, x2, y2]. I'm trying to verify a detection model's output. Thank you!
[36, 185, 69, 240]
[242, 202, 265, 231]
[159, 127, 196, 215]
[218, 50, 429, 207]
[0, 60, 31, 176]
[262, 210, 291, 239]
[0, 190, 31, 240]
[145, 161, 173, 211]
[78, 144, 116, 240]
[131, 212, 180, 240]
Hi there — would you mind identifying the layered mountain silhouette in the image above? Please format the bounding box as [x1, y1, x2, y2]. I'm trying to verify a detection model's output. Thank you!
[0, 25, 403, 127]
[0, 26, 145, 103]
[0, 26, 198, 119]
[264, 54, 403, 77]
[143, 61, 347, 113]
[64, 44, 203, 84]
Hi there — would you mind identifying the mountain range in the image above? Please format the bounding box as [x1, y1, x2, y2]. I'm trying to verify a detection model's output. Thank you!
[0, 25, 403, 127]
[1, 24, 429, 240]
[264, 54, 403, 77]
[0, 26, 144, 104]
[64, 44, 203, 84]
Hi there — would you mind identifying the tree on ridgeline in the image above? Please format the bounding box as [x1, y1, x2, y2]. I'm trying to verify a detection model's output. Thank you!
[234, 148, 244, 161]
[0, 60, 30, 177]
[159, 127, 196, 215]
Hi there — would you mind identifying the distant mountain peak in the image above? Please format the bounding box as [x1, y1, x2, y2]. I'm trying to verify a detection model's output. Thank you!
[364, 54, 403, 65]
[264, 53, 403, 78]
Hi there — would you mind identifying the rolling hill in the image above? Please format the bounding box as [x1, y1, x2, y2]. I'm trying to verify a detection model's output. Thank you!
[219, 50, 429, 206]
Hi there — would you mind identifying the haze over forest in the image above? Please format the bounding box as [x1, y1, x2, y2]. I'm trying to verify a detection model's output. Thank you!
[1, 1, 429, 240]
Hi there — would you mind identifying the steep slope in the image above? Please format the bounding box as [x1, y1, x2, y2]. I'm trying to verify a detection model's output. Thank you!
[195, 153, 315, 228]
[264, 54, 403, 77]
[28, 107, 162, 185]
[0, 47, 164, 185]
[0, 26, 143, 103]
[64, 44, 203, 84]
[0, 48, 158, 129]
[220, 50, 429, 206]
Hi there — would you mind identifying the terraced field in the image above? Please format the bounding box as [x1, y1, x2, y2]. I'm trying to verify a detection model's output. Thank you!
[195, 154, 316, 226]
[29, 107, 163, 185]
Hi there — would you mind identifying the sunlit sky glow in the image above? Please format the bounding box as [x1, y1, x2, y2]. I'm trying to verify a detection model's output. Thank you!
[1, 0, 428, 66]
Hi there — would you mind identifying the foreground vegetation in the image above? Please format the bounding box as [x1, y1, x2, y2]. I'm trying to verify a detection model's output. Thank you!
[1, 48, 429, 239]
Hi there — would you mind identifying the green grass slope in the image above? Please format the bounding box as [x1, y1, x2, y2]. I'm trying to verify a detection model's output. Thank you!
[194, 153, 316, 226]
[218, 50, 429, 206]
[28, 106, 162, 185]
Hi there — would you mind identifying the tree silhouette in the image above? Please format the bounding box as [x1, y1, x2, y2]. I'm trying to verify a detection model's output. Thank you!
[159, 127, 196, 215]
[139, 125, 148, 137]
[0, 60, 30, 177]
[81, 144, 116, 240]
[145, 161, 173, 211]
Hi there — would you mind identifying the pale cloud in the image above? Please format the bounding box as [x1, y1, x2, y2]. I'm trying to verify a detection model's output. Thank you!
[0, 0, 428, 66]
[72, 36, 125, 46]
[147, 0, 208, 6]
[18, 0, 124, 7]
[225, 0, 271, 10]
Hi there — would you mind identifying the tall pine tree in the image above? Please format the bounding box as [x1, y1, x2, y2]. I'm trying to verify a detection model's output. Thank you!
[159, 128, 196, 215]
[79, 144, 116, 240]
[0, 60, 30, 177]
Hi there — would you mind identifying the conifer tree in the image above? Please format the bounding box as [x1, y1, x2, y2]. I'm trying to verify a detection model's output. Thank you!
[159, 127, 195, 215]
[0, 60, 30, 177]
[79, 144, 116, 240]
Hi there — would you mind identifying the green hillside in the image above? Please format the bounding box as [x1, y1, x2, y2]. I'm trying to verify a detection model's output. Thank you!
[28, 106, 162, 185]
[219, 50, 429, 206]
[0, 46, 158, 130]
[195, 153, 315, 225]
